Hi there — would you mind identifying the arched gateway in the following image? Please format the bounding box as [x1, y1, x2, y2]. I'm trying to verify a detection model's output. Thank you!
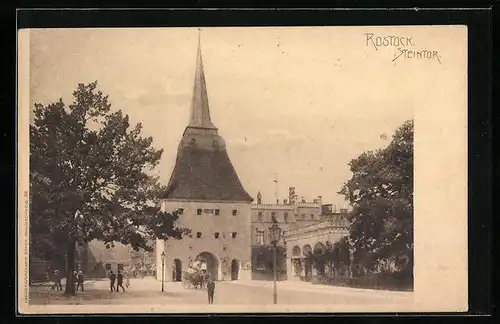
[195, 252, 219, 281]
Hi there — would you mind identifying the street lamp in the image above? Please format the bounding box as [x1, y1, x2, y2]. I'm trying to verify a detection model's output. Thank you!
[161, 251, 165, 292]
[269, 221, 282, 304]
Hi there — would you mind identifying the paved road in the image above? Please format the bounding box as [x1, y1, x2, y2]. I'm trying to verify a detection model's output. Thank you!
[29, 277, 413, 306]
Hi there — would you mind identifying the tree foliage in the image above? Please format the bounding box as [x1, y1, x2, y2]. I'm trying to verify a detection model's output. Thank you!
[339, 120, 413, 275]
[30, 81, 189, 294]
[311, 237, 351, 278]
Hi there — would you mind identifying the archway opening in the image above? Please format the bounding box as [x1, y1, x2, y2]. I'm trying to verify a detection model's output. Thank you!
[172, 259, 182, 282]
[292, 245, 301, 257]
[302, 244, 313, 281]
[195, 252, 219, 281]
[231, 259, 240, 280]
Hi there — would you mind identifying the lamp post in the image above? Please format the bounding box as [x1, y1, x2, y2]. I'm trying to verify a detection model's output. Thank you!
[269, 221, 282, 305]
[161, 251, 165, 292]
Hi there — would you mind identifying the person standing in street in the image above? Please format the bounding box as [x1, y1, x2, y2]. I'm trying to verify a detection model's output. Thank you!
[207, 278, 215, 304]
[116, 270, 126, 292]
[76, 271, 84, 291]
[52, 270, 62, 291]
[72, 271, 78, 292]
[125, 270, 130, 288]
[109, 270, 116, 292]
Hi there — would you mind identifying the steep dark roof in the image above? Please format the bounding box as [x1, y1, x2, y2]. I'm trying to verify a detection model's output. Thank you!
[163, 147, 253, 202]
[162, 33, 252, 203]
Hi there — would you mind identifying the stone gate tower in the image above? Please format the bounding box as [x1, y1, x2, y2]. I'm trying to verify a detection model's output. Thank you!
[156, 33, 253, 282]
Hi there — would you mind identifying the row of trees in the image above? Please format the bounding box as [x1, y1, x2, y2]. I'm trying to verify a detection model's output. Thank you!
[30, 82, 189, 295]
[308, 237, 352, 278]
[308, 119, 414, 282]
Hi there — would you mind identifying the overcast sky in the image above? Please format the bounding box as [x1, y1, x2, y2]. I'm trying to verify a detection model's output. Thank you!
[27, 26, 456, 207]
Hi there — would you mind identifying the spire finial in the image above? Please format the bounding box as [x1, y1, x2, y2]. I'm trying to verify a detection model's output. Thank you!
[197, 28, 201, 50]
[188, 28, 217, 130]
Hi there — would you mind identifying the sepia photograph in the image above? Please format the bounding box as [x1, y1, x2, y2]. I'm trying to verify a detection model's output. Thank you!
[17, 26, 468, 313]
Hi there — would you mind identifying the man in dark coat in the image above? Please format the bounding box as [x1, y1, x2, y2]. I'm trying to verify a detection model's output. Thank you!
[109, 271, 116, 292]
[76, 271, 84, 291]
[116, 270, 126, 292]
[207, 278, 215, 304]
[52, 270, 62, 291]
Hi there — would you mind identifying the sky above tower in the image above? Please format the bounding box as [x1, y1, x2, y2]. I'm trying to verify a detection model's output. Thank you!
[27, 27, 458, 207]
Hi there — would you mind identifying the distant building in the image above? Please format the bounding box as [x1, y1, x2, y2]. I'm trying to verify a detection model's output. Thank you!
[249, 195, 349, 280]
[81, 240, 132, 277]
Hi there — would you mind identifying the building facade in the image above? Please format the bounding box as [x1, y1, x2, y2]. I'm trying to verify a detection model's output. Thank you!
[283, 212, 350, 281]
[249, 195, 330, 279]
[156, 36, 253, 282]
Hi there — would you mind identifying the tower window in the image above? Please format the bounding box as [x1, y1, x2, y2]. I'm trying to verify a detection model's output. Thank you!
[197, 209, 202, 215]
[232, 209, 237, 216]
[196, 232, 202, 238]
[284, 212, 289, 223]
[214, 232, 220, 239]
[258, 212, 263, 221]
[178, 208, 184, 215]
[271, 211, 276, 219]
[232, 232, 237, 239]
[310, 214, 314, 219]
[215, 209, 220, 216]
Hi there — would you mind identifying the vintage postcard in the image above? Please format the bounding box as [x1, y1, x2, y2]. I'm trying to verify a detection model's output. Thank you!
[17, 26, 468, 314]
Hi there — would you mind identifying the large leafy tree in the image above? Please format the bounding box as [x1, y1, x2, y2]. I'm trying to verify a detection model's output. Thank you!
[339, 120, 413, 276]
[30, 81, 189, 295]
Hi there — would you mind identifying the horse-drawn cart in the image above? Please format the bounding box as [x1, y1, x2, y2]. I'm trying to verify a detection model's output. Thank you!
[182, 267, 208, 290]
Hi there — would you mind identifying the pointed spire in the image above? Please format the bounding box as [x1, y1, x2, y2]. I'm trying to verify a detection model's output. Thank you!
[189, 28, 217, 130]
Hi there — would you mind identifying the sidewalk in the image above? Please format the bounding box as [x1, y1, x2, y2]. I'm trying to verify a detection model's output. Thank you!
[223, 280, 413, 299]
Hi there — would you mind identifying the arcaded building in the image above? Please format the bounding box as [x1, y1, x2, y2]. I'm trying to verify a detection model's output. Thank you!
[156, 38, 253, 282]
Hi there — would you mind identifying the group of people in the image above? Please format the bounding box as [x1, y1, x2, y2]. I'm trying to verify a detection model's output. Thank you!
[108, 270, 129, 292]
[50, 269, 84, 291]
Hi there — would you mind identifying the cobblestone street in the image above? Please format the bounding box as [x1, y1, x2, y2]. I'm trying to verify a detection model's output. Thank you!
[29, 277, 413, 306]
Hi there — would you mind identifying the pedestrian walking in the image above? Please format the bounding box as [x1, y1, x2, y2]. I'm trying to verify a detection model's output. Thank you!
[52, 270, 62, 291]
[207, 278, 215, 304]
[116, 270, 126, 292]
[109, 270, 116, 292]
[76, 271, 84, 291]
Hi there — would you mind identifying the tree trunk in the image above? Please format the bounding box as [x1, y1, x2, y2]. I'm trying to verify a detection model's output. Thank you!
[64, 239, 76, 296]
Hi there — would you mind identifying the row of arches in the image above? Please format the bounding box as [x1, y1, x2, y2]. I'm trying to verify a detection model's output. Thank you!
[292, 241, 330, 257]
[169, 252, 241, 282]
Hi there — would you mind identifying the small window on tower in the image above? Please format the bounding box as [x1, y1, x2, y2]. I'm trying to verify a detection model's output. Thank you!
[214, 232, 220, 239]
[197, 232, 202, 238]
[232, 209, 238, 216]
[197, 209, 202, 215]
[232, 232, 237, 239]
[215, 209, 220, 216]
[258, 212, 263, 221]
[311, 214, 314, 219]
[178, 208, 184, 215]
